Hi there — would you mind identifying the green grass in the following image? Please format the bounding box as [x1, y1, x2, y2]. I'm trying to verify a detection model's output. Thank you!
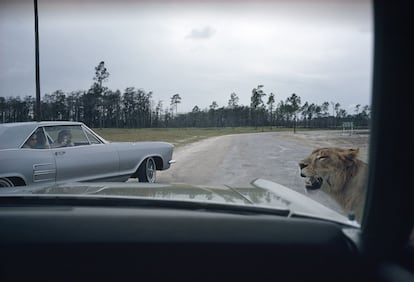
[92, 127, 293, 147]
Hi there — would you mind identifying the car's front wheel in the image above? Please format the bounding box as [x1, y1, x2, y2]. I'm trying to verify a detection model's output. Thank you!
[137, 157, 156, 183]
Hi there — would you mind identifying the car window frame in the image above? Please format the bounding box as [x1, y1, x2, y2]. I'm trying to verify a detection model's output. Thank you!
[19, 128, 37, 149]
[81, 124, 108, 145]
[20, 127, 50, 150]
[81, 125, 104, 145]
[359, 0, 413, 258]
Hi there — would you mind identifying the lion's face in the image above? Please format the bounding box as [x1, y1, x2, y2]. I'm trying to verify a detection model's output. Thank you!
[299, 147, 360, 193]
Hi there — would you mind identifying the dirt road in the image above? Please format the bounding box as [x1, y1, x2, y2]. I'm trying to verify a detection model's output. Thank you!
[157, 130, 370, 214]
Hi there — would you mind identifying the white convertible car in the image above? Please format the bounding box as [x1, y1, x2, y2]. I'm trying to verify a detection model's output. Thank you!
[0, 121, 175, 187]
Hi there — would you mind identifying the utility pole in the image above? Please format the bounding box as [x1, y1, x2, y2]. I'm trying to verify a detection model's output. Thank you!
[34, 0, 41, 121]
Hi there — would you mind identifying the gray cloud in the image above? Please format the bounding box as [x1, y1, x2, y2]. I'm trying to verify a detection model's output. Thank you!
[186, 26, 216, 40]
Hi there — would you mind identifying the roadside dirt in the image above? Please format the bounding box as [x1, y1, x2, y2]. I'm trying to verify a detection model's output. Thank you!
[276, 130, 370, 162]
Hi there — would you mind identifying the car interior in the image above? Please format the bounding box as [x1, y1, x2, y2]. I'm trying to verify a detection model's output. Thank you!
[0, 1, 413, 281]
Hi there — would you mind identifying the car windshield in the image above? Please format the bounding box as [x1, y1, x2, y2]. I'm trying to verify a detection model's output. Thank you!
[0, 0, 372, 226]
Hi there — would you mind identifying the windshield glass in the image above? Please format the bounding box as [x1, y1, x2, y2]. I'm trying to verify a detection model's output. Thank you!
[0, 0, 372, 225]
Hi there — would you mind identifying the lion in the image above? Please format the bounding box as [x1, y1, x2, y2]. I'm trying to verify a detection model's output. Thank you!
[299, 147, 368, 223]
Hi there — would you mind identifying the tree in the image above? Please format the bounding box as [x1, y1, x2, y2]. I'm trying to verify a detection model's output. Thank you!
[52, 90, 67, 120]
[93, 61, 110, 90]
[227, 92, 240, 128]
[362, 105, 370, 119]
[135, 89, 153, 128]
[0, 97, 6, 123]
[354, 104, 361, 115]
[209, 101, 218, 110]
[334, 103, 341, 117]
[359, 105, 371, 127]
[330, 101, 336, 117]
[338, 109, 347, 119]
[285, 93, 301, 133]
[208, 101, 219, 127]
[122, 87, 136, 127]
[321, 102, 330, 117]
[300, 102, 309, 127]
[23, 96, 35, 121]
[228, 92, 239, 108]
[170, 94, 181, 117]
[102, 90, 121, 127]
[267, 93, 275, 127]
[276, 100, 288, 126]
[92, 61, 110, 128]
[153, 100, 164, 127]
[42, 90, 67, 121]
[250, 85, 266, 109]
[330, 102, 341, 127]
[188, 105, 202, 127]
[250, 85, 266, 128]
[83, 87, 101, 127]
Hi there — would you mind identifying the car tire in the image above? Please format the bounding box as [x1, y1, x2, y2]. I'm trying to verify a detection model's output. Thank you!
[137, 157, 156, 183]
[0, 178, 14, 187]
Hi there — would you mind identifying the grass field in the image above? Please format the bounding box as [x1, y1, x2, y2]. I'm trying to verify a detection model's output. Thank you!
[92, 127, 294, 147]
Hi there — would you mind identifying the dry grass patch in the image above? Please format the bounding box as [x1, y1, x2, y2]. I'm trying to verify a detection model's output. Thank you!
[93, 127, 291, 147]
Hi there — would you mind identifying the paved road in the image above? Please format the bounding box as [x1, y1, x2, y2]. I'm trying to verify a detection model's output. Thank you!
[156, 130, 369, 214]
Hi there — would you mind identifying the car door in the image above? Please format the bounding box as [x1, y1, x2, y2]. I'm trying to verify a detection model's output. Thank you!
[45, 125, 120, 182]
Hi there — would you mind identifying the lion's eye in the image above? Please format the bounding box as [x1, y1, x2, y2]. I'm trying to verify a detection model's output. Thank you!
[317, 156, 328, 160]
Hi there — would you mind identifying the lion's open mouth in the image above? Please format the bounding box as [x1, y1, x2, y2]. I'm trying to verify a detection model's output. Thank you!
[304, 176, 323, 190]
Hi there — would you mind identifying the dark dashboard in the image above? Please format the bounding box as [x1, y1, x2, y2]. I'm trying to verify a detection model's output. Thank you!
[1, 203, 366, 282]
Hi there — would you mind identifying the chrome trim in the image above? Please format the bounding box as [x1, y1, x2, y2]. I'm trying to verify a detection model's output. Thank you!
[33, 163, 55, 170]
[33, 163, 56, 182]
[34, 169, 56, 176]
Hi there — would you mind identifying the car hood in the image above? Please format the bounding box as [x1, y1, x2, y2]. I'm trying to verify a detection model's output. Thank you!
[0, 179, 358, 227]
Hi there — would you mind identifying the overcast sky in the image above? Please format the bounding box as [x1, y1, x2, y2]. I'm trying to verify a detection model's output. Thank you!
[0, 0, 373, 113]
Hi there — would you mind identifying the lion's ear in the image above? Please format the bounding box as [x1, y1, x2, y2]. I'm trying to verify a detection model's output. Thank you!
[344, 148, 359, 161]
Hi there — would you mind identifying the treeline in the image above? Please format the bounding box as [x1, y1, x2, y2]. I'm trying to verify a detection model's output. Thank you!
[0, 62, 370, 129]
